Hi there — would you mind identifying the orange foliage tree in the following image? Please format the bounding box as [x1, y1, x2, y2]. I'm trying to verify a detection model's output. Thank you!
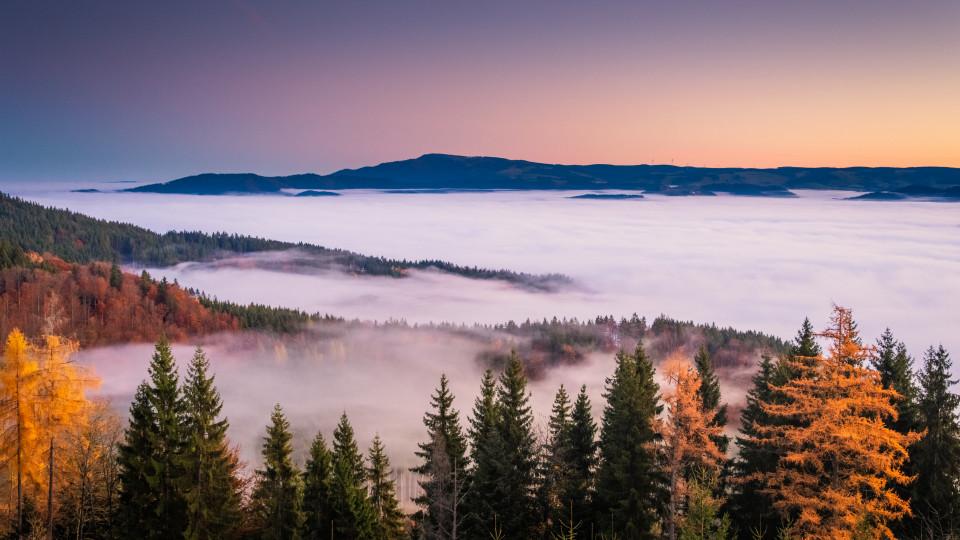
[748, 305, 921, 538]
[658, 351, 725, 540]
[0, 329, 100, 534]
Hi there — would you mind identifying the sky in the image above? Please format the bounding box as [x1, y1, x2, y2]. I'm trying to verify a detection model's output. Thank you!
[2, 0, 959, 183]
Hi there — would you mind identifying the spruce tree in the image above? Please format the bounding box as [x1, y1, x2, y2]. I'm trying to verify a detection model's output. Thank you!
[566, 385, 598, 534]
[412, 374, 469, 539]
[330, 412, 375, 539]
[913, 345, 960, 534]
[117, 383, 159, 539]
[463, 369, 501, 537]
[146, 335, 188, 537]
[302, 431, 334, 540]
[493, 352, 539, 538]
[540, 385, 572, 534]
[595, 343, 664, 538]
[367, 435, 406, 539]
[251, 404, 304, 540]
[694, 346, 729, 453]
[181, 347, 241, 539]
[873, 329, 920, 436]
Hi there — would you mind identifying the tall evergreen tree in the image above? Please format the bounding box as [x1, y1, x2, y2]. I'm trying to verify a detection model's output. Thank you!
[494, 353, 539, 538]
[595, 343, 664, 539]
[145, 335, 189, 537]
[116, 384, 159, 539]
[181, 347, 241, 539]
[540, 385, 572, 535]
[913, 345, 960, 535]
[330, 412, 375, 539]
[302, 431, 334, 540]
[729, 354, 779, 539]
[463, 369, 501, 537]
[367, 435, 406, 540]
[694, 346, 729, 454]
[873, 329, 920, 436]
[566, 385, 598, 535]
[251, 404, 304, 540]
[412, 374, 469, 539]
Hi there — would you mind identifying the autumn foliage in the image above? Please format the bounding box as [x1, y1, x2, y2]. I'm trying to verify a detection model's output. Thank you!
[748, 305, 922, 538]
[0, 256, 237, 348]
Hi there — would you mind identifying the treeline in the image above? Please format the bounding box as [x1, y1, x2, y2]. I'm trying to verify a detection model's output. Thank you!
[4, 304, 956, 538]
[0, 256, 237, 347]
[0, 192, 568, 287]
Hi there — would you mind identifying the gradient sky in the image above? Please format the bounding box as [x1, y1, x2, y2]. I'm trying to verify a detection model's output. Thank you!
[2, 0, 958, 182]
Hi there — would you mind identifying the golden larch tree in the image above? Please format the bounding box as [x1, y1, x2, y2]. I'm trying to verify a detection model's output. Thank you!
[658, 350, 725, 540]
[749, 305, 921, 538]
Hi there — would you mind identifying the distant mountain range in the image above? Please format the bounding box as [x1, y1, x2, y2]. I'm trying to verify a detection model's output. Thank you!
[125, 153, 960, 196]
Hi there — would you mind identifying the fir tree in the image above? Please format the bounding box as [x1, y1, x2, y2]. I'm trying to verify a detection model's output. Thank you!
[367, 435, 406, 539]
[566, 385, 598, 535]
[146, 335, 188, 537]
[181, 346, 241, 539]
[251, 404, 304, 540]
[116, 383, 159, 539]
[302, 431, 334, 540]
[495, 353, 539, 538]
[540, 385, 572, 535]
[595, 343, 664, 539]
[873, 329, 920, 437]
[729, 354, 779, 539]
[913, 345, 960, 534]
[463, 369, 501, 537]
[694, 346, 729, 454]
[412, 374, 469, 539]
[109, 262, 123, 290]
[330, 412, 375, 539]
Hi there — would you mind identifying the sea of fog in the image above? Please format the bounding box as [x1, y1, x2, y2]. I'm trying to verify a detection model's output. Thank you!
[6, 184, 959, 481]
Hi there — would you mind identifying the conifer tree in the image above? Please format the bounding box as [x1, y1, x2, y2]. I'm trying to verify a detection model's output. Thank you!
[493, 353, 538, 538]
[679, 468, 731, 540]
[913, 345, 960, 534]
[747, 306, 920, 538]
[694, 346, 729, 453]
[729, 354, 779, 538]
[873, 329, 920, 437]
[145, 334, 188, 537]
[595, 343, 664, 538]
[251, 404, 304, 540]
[566, 385, 598, 534]
[539, 385, 572, 535]
[660, 352, 725, 540]
[367, 435, 406, 539]
[181, 347, 241, 539]
[302, 431, 334, 540]
[117, 384, 157, 538]
[412, 374, 469, 539]
[330, 412, 375, 539]
[464, 369, 501, 537]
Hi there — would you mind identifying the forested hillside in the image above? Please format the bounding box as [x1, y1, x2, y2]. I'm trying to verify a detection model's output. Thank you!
[2, 305, 955, 539]
[0, 192, 569, 290]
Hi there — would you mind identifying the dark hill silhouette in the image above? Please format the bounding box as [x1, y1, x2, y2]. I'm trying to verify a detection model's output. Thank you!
[126, 154, 960, 195]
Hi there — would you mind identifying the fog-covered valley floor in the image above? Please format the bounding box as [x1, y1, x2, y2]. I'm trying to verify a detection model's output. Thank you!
[7, 185, 959, 483]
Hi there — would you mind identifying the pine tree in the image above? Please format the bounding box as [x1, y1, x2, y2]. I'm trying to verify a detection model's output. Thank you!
[117, 384, 157, 538]
[181, 347, 241, 539]
[367, 435, 406, 539]
[679, 468, 731, 540]
[694, 346, 729, 454]
[145, 334, 188, 537]
[302, 431, 334, 540]
[330, 412, 375, 539]
[729, 354, 778, 539]
[109, 263, 123, 290]
[494, 352, 539, 538]
[873, 329, 920, 438]
[539, 384, 572, 534]
[566, 385, 598, 535]
[660, 352, 725, 540]
[412, 374, 469, 539]
[595, 342, 664, 538]
[464, 369, 501, 537]
[912, 345, 960, 534]
[251, 404, 304, 540]
[747, 305, 921, 538]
